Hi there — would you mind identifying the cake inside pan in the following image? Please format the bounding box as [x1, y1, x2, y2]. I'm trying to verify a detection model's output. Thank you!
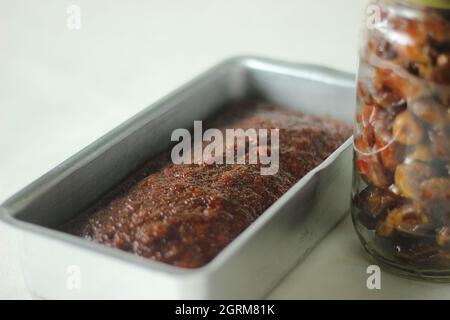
[60, 99, 352, 268]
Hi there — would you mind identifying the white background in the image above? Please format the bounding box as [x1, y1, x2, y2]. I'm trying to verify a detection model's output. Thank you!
[1, 0, 450, 299]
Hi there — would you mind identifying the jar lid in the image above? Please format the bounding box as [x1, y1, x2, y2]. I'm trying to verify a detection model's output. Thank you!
[398, 0, 450, 9]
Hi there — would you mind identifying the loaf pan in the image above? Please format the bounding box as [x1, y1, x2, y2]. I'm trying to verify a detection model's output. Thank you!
[0, 56, 355, 299]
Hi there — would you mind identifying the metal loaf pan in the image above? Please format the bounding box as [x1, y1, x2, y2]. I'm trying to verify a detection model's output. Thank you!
[0, 57, 355, 299]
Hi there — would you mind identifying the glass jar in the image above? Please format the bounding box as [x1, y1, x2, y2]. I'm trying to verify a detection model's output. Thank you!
[352, 0, 450, 280]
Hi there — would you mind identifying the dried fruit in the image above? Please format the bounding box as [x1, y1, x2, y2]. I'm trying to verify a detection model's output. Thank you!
[356, 155, 392, 188]
[375, 134, 404, 171]
[421, 177, 450, 225]
[421, 177, 450, 201]
[437, 227, 450, 248]
[409, 96, 447, 129]
[433, 54, 450, 84]
[389, 17, 427, 59]
[353, 0, 450, 273]
[354, 186, 399, 229]
[375, 68, 422, 100]
[355, 127, 394, 188]
[357, 82, 375, 106]
[375, 68, 410, 98]
[359, 68, 408, 110]
[354, 104, 376, 148]
[425, 17, 450, 43]
[429, 130, 450, 161]
[394, 162, 435, 198]
[407, 144, 433, 162]
[355, 186, 398, 217]
[377, 204, 429, 238]
[392, 111, 424, 145]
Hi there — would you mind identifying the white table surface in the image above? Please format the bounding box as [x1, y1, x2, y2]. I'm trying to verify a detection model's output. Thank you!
[1, 0, 450, 299]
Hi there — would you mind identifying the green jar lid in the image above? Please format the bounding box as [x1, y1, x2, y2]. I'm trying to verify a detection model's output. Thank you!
[398, 0, 450, 9]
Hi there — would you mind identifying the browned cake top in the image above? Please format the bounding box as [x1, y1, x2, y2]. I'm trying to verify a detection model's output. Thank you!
[62, 100, 352, 268]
